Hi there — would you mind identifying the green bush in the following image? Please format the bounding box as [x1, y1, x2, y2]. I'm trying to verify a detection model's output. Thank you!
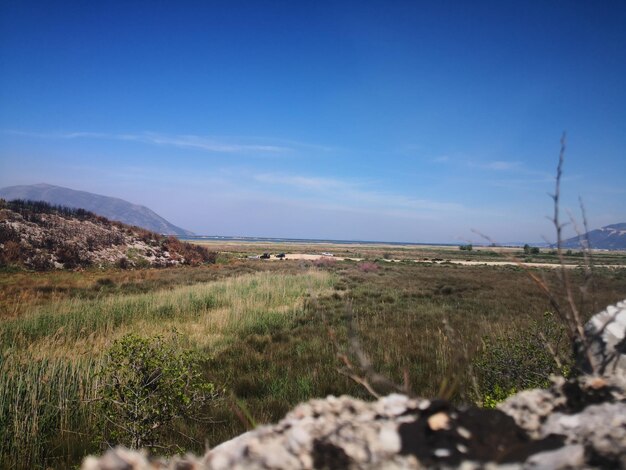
[98, 333, 217, 450]
[126, 248, 151, 268]
[473, 312, 571, 407]
[523, 244, 540, 255]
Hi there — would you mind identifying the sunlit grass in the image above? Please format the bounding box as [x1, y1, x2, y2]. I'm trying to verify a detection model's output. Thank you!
[2, 270, 334, 358]
[1, 259, 625, 469]
[0, 269, 334, 469]
[0, 355, 101, 469]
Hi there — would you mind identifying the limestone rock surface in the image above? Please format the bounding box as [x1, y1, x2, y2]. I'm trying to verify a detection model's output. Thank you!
[584, 299, 626, 374]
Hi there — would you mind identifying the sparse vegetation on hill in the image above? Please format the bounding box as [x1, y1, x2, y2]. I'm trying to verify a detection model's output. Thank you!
[0, 199, 215, 270]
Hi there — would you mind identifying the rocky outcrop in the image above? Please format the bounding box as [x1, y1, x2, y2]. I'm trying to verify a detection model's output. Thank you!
[499, 374, 626, 468]
[0, 200, 214, 269]
[82, 300, 626, 469]
[583, 299, 626, 374]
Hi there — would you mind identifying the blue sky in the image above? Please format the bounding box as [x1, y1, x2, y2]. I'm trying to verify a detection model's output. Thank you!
[1, 1, 624, 242]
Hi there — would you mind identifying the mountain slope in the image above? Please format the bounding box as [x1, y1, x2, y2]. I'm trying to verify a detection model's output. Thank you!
[0, 183, 194, 236]
[0, 199, 214, 270]
[562, 223, 626, 250]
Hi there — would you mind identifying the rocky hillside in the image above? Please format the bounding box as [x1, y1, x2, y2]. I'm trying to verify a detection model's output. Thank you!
[83, 299, 626, 469]
[0, 183, 194, 236]
[562, 222, 626, 250]
[0, 199, 214, 270]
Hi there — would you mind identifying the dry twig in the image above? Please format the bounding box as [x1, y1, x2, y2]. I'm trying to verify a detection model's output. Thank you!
[475, 134, 598, 374]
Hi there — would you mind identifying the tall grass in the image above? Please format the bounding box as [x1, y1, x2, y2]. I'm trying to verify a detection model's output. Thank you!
[0, 269, 334, 469]
[1, 270, 334, 357]
[0, 355, 101, 469]
[1, 261, 624, 468]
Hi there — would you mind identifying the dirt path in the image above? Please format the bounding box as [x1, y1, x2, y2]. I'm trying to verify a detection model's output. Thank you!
[262, 254, 358, 261]
[257, 253, 624, 269]
[425, 259, 624, 269]
[430, 259, 579, 269]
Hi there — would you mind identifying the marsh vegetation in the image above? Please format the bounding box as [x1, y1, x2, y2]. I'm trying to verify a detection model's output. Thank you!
[1, 250, 625, 468]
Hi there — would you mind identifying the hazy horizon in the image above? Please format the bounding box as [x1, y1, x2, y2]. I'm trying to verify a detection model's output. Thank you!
[1, 1, 625, 244]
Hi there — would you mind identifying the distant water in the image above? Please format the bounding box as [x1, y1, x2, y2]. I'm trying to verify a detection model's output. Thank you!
[180, 235, 458, 247]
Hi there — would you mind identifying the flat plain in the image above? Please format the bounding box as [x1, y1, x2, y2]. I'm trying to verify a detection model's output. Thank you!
[1, 241, 625, 468]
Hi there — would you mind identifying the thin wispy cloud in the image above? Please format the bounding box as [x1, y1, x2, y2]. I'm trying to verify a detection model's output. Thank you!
[254, 173, 348, 191]
[253, 171, 465, 215]
[4, 130, 108, 140]
[118, 133, 290, 153]
[467, 159, 557, 184]
[242, 137, 336, 153]
[477, 160, 523, 171]
[3, 129, 293, 154]
[489, 173, 581, 188]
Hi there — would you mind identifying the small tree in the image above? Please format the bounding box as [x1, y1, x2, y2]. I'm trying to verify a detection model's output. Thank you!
[98, 333, 216, 450]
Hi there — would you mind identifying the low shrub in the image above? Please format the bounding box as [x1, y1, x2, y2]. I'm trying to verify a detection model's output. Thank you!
[97, 333, 217, 450]
[163, 237, 217, 265]
[313, 257, 336, 267]
[56, 244, 90, 269]
[1, 240, 21, 263]
[473, 312, 571, 407]
[358, 262, 379, 273]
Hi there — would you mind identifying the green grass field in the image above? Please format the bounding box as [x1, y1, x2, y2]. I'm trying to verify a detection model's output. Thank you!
[1, 250, 625, 468]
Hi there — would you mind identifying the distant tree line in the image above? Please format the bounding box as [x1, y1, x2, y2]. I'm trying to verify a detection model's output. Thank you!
[523, 244, 540, 255]
[1, 198, 101, 221]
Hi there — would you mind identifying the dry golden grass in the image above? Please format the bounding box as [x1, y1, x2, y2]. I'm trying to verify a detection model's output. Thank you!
[3, 270, 334, 359]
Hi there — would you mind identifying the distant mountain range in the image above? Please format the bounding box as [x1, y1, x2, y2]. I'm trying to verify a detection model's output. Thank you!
[561, 223, 626, 250]
[0, 183, 193, 236]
